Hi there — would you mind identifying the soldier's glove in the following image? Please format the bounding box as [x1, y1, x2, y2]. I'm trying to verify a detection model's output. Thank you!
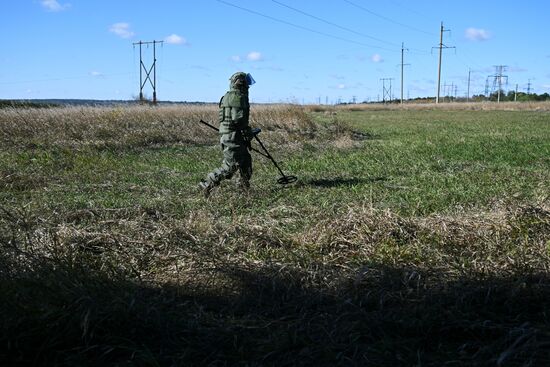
[241, 127, 253, 149]
[242, 127, 253, 139]
[241, 127, 261, 149]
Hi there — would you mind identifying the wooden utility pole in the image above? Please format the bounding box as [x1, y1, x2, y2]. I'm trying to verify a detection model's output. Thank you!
[467, 68, 471, 102]
[433, 22, 455, 104]
[400, 42, 409, 105]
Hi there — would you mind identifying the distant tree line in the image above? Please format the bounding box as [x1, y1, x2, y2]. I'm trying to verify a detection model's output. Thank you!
[0, 100, 60, 109]
[471, 91, 550, 102]
[360, 91, 550, 104]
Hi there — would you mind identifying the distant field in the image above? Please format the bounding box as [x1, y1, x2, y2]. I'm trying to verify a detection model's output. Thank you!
[1, 103, 549, 365]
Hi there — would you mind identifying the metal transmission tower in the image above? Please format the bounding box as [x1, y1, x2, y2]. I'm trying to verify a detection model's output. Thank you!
[489, 65, 508, 103]
[399, 42, 410, 104]
[133, 40, 164, 104]
[442, 82, 455, 102]
[433, 22, 455, 104]
[380, 78, 393, 103]
[526, 79, 532, 95]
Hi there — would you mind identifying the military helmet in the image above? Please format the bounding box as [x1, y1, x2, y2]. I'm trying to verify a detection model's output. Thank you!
[229, 72, 255, 89]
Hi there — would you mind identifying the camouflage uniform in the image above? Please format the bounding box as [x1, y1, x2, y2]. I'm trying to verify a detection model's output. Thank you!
[200, 72, 253, 194]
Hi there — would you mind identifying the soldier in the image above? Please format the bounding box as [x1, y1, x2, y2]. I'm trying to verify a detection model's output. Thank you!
[199, 72, 256, 196]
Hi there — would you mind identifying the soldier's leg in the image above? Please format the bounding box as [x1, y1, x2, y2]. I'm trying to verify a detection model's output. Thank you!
[236, 148, 252, 190]
[200, 133, 239, 194]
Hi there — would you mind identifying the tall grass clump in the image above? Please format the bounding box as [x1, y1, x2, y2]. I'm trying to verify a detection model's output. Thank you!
[0, 104, 326, 151]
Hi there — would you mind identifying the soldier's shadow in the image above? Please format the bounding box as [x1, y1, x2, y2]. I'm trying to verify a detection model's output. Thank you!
[303, 176, 387, 188]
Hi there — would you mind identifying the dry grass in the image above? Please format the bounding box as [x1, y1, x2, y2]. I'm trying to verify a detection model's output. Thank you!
[0, 104, 319, 150]
[1, 201, 549, 365]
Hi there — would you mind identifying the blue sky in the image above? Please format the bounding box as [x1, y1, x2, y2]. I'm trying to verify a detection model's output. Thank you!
[1, 0, 549, 103]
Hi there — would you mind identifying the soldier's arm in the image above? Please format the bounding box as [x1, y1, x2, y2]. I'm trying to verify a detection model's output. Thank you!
[218, 96, 225, 123]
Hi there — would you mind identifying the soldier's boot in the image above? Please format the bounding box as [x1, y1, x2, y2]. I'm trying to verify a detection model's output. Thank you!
[236, 179, 250, 194]
[198, 180, 215, 198]
[236, 164, 251, 194]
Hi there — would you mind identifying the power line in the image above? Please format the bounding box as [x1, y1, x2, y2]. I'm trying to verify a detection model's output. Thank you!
[488, 65, 508, 103]
[386, 0, 433, 20]
[399, 42, 410, 104]
[447, 31, 485, 71]
[133, 40, 164, 104]
[342, 0, 435, 36]
[433, 22, 455, 104]
[454, 52, 484, 72]
[467, 68, 471, 102]
[271, 0, 400, 47]
[215, 0, 399, 52]
[380, 78, 394, 103]
[526, 79, 533, 94]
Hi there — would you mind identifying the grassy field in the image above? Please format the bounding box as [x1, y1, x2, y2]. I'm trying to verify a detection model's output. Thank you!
[1, 103, 549, 366]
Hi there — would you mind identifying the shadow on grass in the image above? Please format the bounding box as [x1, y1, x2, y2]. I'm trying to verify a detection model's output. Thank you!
[1, 257, 549, 366]
[303, 176, 387, 188]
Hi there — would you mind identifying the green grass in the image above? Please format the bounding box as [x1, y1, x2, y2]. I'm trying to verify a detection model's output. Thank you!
[1, 106, 549, 365]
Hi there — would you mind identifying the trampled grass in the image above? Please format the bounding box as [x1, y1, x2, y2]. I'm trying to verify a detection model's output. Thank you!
[1, 103, 549, 365]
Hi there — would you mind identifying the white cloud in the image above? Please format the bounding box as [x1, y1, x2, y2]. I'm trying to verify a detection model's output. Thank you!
[89, 71, 103, 77]
[337, 84, 346, 90]
[164, 34, 188, 45]
[231, 51, 264, 62]
[371, 54, 383, 63]
[465, 28, 491, 41]
[109, 23, 135, 39]
[246, 51, 263, 62]
[41, 0, 69, 12]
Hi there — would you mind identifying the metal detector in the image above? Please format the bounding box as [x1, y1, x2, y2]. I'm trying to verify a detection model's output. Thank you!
[199, 120, 298, 185]
[251, 132, 298, 185]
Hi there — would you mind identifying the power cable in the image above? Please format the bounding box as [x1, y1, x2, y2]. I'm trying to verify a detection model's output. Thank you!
[454, 51, 485, 72]
[342, 0, 435, 37]
[214, 0, 399, 52]
[271, 0, 400, 47]
[447, 31, 486, 71]
[386, 0, 434, 21]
